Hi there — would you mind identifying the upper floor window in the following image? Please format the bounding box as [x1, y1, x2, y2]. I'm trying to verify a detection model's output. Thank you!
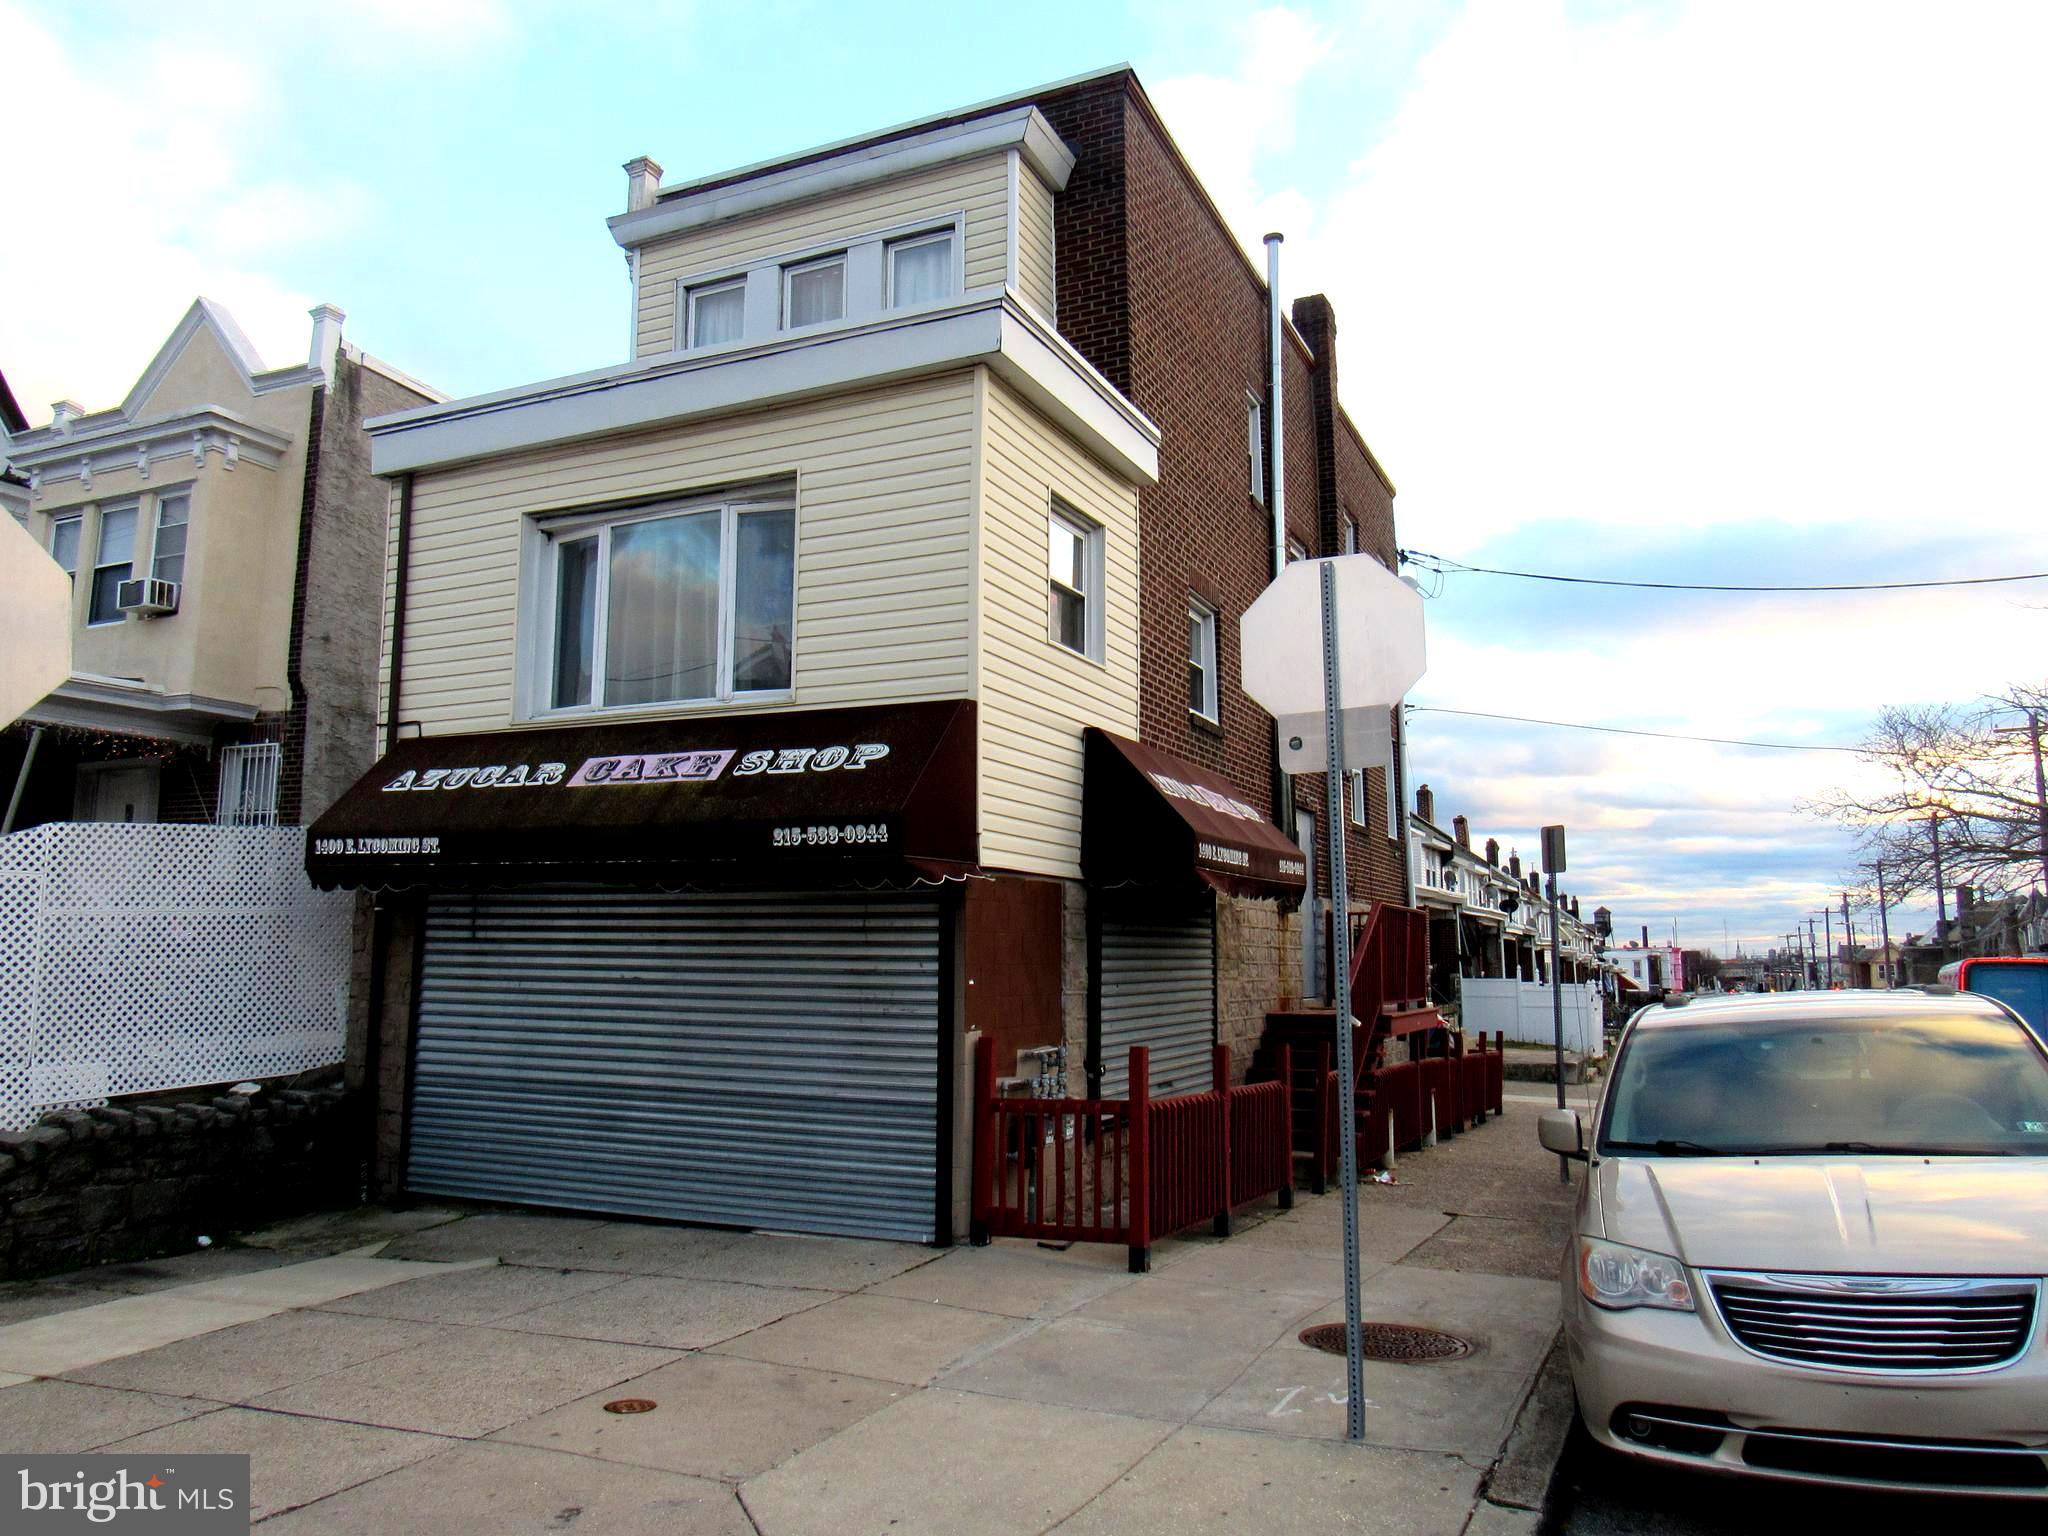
[89, 504, 138, 625]
[1187, 598, 1218, 722]
[1047, 501, 1103, 662]
[1343, 515, 1358, 555]
[151, 493, 189, 586]
[887, 230, 954, 307]
[1349, 769, 1366, 828]
[687, 279, 746, 348]
[50, 515, 81, 584]
[544, 493, 795, 713]
[784, 254, 845, 328]
[1247, 395, 1265, 504]
[1286, 537, 1308, 565]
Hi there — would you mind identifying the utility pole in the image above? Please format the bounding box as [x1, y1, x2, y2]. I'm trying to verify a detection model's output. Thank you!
[1841, 892, 1857, 984]
[1806, 917, 1819, 988]
[1994, 712, 2048, 894]
[1930, 813, 1948, 958]
[1822, 907, 1834, 988]
[1542, 825, 1569, 1185]
[1876, 860, 1894, 988]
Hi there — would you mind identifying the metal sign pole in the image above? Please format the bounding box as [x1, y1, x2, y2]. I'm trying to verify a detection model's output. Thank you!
[1548, 871, 1567, 1181]
[1319, 563, 1365, 1443]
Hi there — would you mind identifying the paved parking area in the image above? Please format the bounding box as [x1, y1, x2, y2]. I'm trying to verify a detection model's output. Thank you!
[0, 1104, 1573, 1533]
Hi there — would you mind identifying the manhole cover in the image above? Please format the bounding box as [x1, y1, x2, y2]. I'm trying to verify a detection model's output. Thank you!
[602, 1398, 659, 1414]
[1299, 1322, 1472, 1363]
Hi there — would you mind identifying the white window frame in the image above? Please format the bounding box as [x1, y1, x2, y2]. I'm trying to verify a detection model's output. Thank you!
[1343, 514, 1358, 555]
[1349, 769, 1367, 828]
[49, 513, 82, 585]
[885, 228, 959, 308]
[683, 276, 748, 349]
[1046, 499, 1105, 664]
[1187, 596, 1219, 723]
[88, 500, 141, 626]
[531, 490, 797, 719]
[217, 742, 281, 827]
[1247, 394, 1265, 504]
[782, 252, 847, 330]
[1286, 537, 1308, 566]
[149, 489, 190, 587]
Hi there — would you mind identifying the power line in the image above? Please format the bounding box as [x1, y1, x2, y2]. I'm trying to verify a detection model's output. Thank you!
[1409, 706, 1860, 753]
[1399, 549, 2048, 595]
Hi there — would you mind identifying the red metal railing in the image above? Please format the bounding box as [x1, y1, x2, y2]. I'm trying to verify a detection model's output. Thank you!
[973, 1039, 1298, 1271]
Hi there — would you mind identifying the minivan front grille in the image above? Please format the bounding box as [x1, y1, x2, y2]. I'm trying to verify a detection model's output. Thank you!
[1706, 1273, 2039, 1374]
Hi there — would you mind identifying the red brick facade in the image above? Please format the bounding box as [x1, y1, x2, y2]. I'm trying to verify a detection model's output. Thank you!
[1036, 72, 1409, 913]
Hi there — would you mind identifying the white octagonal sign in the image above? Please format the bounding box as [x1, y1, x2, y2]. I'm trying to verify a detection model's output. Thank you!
[1240, 554, 1426, 717]
[0, 514, 73, 727]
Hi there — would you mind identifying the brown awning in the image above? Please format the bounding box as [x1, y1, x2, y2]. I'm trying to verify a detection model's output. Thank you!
[1083, 728, 1307, 902]
[307, 700, 977, 891]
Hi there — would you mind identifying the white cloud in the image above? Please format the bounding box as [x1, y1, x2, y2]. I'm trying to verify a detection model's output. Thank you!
[0, 5, 374, 416]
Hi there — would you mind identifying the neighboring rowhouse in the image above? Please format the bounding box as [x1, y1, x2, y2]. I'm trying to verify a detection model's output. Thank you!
[314, 67, 1409, 1247]
[1, 301, 440, 831]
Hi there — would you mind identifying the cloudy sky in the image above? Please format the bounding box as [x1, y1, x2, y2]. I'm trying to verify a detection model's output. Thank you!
[6, 0, 2044, 953]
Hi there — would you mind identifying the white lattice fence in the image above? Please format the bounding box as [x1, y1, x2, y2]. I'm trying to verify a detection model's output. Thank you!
[0, 823, 350, 1130]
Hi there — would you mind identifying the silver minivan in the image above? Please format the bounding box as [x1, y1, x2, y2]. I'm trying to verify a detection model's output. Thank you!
[1541, 988, 2048, 1498]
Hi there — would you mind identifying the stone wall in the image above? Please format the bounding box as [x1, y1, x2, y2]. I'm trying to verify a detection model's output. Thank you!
[1215, 894, 1305, 1081]
[0, 1085, 357, 1280]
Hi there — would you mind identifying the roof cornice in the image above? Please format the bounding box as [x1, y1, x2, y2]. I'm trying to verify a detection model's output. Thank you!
[608, 106, 1076, 252]
[13, 406, 295, 493]
[366, 290, 1160, 485]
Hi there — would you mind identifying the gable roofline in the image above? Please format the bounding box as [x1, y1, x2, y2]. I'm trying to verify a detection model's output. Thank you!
[119, 298, 325, 420]
[0, 368, 26, 436]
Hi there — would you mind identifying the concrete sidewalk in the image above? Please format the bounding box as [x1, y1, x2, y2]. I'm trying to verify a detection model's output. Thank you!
[0, 1102, 1581, 1533]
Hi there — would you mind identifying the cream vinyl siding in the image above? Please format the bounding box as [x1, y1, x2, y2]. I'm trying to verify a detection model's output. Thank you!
[1015, 165, 1058, 318]
[384, 374, 978, 734]
[975, 372, 1140, 879]
[635, 155, 1011, 356]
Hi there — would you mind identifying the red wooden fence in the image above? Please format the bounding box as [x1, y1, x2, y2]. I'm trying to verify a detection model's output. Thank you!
[973, 1040, 1298, 1271]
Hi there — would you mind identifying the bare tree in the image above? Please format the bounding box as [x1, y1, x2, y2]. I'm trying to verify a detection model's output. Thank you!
[1804, 684, 2048, 910]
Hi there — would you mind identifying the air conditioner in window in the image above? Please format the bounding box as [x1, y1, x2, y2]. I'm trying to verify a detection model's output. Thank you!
[115, 577, 180, 617]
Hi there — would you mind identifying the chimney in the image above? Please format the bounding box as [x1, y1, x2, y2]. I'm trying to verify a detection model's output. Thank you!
[1570, 896, 1581, 918]
[50, 400, 85, 433]
[308, 304, 345, 379]
[1508, 851, 1522, 879]
[1641, 925, 1650, 949]
[623, 155, 663, 214]
[1452, 814, 1470, 849]
[1415, 784, 1435, 824]
[1484, 836, 1498, 866]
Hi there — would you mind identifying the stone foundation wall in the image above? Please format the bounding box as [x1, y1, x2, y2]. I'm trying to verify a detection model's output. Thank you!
[0, 1085, 358, 1280]
[1216, 895, 1305, 1082]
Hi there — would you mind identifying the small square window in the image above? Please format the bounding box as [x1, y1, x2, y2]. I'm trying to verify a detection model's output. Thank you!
[687, 279, 746, 347]
[888, 230, 954, 307]
[784, 256, 845, 328]
[1047, 503, 1101, 661]
[1187, 598, 1218, 722]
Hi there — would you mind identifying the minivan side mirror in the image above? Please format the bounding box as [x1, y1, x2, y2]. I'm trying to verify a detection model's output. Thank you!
[1538, 1108, 1586, 1161]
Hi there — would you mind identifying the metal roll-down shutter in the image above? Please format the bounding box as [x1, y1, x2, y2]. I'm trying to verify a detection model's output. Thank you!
[408, 889, 943, 1242]
[1097, 893, 1216, 1099]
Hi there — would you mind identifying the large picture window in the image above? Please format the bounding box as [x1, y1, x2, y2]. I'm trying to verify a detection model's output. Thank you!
[543, 494, 795, 712]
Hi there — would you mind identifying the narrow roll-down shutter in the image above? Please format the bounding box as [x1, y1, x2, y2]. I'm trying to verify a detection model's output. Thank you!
[1097, 895, 1216, 1098]
[409, 890, 942, 1242]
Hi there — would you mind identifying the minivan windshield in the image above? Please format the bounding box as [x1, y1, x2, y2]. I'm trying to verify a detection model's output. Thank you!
[1601, 1013, 2048, 1156]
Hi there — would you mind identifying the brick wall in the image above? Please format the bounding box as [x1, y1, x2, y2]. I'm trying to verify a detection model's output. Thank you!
[1214, 894, 1305, 1079]
[1038, 73, 1408, 915]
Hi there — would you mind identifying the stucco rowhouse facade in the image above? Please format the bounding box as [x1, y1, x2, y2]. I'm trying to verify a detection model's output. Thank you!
[3, 301, 439, 832]
[316, 66, 1411, 1246]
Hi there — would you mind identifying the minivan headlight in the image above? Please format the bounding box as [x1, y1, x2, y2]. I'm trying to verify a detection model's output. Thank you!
[1578, 1237, 1695, 1311]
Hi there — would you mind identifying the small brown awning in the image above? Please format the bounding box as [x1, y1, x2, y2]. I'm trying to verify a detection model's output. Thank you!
[307, 700, 977, 891]
[1083, 728, 1307, 902]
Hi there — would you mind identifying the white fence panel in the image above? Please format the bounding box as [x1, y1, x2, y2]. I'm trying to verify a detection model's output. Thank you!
[1460, 977, 1602, 1056]
[0, 823, 349, 1130]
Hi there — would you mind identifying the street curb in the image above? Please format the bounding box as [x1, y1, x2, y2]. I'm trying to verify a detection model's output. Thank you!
[1474, 1329, 1575, 1525]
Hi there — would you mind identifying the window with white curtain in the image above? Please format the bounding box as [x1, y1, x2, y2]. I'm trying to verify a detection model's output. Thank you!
[151, 492, 189, 585]
[887, 230, 954, 307]
[543, 492, 796, 712]
[783, 255, 845, 328]
[686, 279, 746, 347]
